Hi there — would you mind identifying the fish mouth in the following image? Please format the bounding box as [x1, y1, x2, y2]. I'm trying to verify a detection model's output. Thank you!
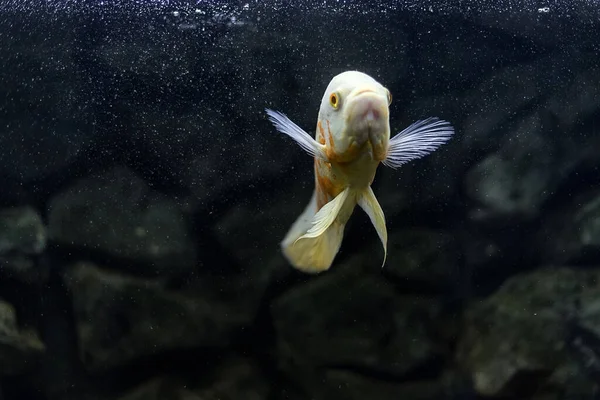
[344, 91, 388, 150]
[350, 92, 387, 121]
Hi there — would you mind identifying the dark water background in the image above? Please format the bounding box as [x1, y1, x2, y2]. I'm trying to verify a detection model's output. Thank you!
[0, 0, 599, 399]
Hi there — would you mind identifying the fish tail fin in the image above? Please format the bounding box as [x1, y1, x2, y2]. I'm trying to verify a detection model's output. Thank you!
[357, 186, 388, 268]
[282, 223, 345, 274]
[281, 188, 350, 273]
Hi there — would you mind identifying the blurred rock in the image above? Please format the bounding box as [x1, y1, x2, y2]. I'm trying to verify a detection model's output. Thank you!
[383, 49, 598, 226]
[116, 378, 198, 400]
[464, 111, 583, 225]
[47, 166, 196, 278]
[301, 368, 468, 400]
[0, 299, 45, 375]
[63, 262, 246, 372]
[213, 181, 310, 278]
[113, 355, 269, 400]
[536, 190, 600, 266]
[459, 226, 528, 296]
[0, 206, 47, 284]
[0, 207, 45, 255]
[464, 112, 549, 223]
[456, 267, 600, 397]
[375, 52, 568, 221]
[462, 52, 600, 227]
[381, 228, 462, 288]
[561, 318, 600, 398]
[272, 264, 447, 378]
[193, 356, 270, 400]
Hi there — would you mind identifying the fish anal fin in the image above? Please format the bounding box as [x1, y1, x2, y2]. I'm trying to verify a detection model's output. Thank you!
[358, 186, 387, 268]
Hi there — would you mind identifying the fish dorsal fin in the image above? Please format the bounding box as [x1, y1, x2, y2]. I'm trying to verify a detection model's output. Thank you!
[358, 187, 387, 268]
[382, 117, 454, 169]
[265, 108, 328, 160]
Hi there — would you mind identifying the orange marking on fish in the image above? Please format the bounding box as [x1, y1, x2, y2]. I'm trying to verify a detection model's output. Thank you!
[317, 120, 326, 145]
[314, 163, 329, 210]
[324, 120, 337, 160]
[314, 156, 343, 210]
[323, 119, 366, 163]
[346, 141, 361, 160]
[317, 172, 337, 198]
[373, 141, 388, 162]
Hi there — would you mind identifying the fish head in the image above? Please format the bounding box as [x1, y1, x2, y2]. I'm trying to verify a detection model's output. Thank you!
[318, 70, 392, 162]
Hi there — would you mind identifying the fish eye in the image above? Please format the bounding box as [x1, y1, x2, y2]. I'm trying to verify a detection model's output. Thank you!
[386, 90, 392, 105]
[329, 92, 340, 109]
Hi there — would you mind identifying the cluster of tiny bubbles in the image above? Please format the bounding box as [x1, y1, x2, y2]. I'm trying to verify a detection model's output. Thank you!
[0, 0, 598, 19]
[0, 0, 255, 26]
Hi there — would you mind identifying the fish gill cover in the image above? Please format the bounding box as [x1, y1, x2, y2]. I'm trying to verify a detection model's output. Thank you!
[0, 0, 598, 399]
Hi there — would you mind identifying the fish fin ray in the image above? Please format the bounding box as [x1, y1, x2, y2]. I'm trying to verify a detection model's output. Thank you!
[296, 187, 349, 241]
[358, 187, 387, 268]
[382, 117, 454, 169]
[265, 108, 328, 160]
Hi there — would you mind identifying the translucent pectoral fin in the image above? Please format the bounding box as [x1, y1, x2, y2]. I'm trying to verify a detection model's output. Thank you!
[382, 117, 454, 169]
[358, 187, 387, 268]
[265, 108, 328, 160]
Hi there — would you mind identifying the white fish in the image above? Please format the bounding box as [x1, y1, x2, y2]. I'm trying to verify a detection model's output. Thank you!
[266, 70, 454, 273]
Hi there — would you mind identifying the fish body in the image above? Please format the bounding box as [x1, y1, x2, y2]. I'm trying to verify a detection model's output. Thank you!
[266, 71, 454, 273]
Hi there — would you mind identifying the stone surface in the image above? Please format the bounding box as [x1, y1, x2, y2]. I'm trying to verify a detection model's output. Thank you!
[381, 228, 462, 287]
[0, 206, 47, 283]
[63, 262, 246, 372]
[112, 355, 269, 400]
[272, 263, 448, 378]
[536, 190, 600, 266]
[464, 111, 576, 225]
[301, 369, 468, 400]
[116, 378, 198, 400]
[457, 267, 600, 397]
[0, 206, 46, 255]
[47, 166, 196, 277]
[193, 356, 270, 400]
[0, 299, 45, 375]
[461, 52, 600, 227]
[213, 180, 310, 276]
[373, 55, 552, 219]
